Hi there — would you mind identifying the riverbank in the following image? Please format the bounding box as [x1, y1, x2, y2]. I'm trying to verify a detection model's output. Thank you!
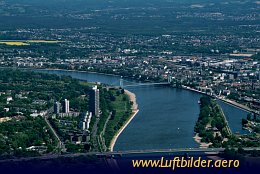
[193, 99, 232, 148]
[3, 66, 256, 114]
[217, 97, 254, 113]
[109, 89, 139, 151]
[194, 97, 231, 148]
[218, 104, 232, 135]
[182, 85, 208, 96]
[1, 67, 121, 78]
[182, 85, 256, 114]
[193, 133, 212, 148]
[7, 67, 252, 149]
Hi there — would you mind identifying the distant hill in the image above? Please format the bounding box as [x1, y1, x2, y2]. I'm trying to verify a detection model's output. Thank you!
[0, 0, 258, 31]
[4, 0, 256, 10]
[3, 0, 246, 6]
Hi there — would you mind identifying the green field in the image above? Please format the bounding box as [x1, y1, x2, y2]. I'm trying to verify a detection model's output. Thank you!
[102, 89, 132, 148]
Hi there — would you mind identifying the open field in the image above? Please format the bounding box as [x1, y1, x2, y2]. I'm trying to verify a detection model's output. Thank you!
[0, 41, 30, 46]
[0, 40, 64, 46]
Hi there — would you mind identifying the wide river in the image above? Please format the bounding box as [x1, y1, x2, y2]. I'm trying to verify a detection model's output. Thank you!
[35, 69, 250, 151]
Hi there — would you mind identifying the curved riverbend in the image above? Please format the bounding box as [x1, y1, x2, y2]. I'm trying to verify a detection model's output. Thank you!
[33, 69, 250, 151]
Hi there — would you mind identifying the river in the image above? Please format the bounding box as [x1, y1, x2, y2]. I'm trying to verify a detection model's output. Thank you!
[34, 69, 250, 151]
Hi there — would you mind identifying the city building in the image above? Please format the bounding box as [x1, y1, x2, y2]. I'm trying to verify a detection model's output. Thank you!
[89, 85, 100, 117]
[54, 101, 60, 114]
[6, 96, 13, 102]
[79, 112, 92, 131]
[6, 96, 13, 104]
[58, 112, 80, 118]
[62, 99, 70, 113]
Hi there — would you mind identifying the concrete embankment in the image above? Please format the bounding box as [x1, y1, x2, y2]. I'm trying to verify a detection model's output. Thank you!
[218, 104, 232, 136]
[181, 85, 256, 114]
[217, 98, 255, 114]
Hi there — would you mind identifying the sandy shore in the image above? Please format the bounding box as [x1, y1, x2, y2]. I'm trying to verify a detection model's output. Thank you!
[193, 133, 212, 148]
[109, 89, 139, 151]
[124, 89, 138, 110]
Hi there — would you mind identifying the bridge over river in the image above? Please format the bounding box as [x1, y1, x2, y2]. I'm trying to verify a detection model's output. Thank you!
[1, 147, 259, 163]
[109, 76, 172, 88]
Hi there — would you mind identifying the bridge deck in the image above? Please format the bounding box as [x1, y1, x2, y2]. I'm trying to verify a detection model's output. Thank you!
[124, 82, 169, 87]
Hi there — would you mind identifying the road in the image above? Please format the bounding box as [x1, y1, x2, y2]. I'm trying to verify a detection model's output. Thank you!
[100, 112, 112, 151]
[91, 117, 100, 151]
[44, 117, 64, 152]
[42, 107, 64, 153]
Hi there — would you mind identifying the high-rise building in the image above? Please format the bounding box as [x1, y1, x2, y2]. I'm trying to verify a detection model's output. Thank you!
[54, 102, 60, 114]
[86, 112, 92, 130]
[62, 99, 70, 113]
[89, 85, 100, 117]
[79, 112, 92, 130]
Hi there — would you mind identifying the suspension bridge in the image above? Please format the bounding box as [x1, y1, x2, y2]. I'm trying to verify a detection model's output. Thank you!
[110, 76, 172, 88]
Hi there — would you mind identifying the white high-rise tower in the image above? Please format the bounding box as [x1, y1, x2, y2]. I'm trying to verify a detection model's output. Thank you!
[63, 99, 70, 113]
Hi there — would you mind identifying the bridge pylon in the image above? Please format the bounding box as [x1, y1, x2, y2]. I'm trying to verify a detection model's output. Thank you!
[168, 76, 172, 83]
[119, 77, 124, 88]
